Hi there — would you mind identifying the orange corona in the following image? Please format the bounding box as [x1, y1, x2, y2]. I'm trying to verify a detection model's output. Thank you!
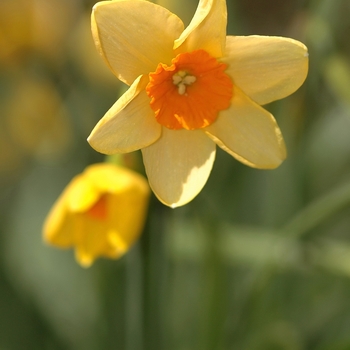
[87, 194, 108, 220]
[146, 50, 233, 130]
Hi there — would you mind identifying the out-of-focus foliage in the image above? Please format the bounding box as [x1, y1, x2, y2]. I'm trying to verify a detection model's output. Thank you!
[1, 0, 350, 349]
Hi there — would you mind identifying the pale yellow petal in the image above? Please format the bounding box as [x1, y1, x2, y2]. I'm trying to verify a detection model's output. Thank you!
[92, 0, 184, 85]
[222, 36, 309, 105]
[205, 86, 286, 169]
[142, 128, 216, 207]
[88, 75, 161, 155]
[174, 0, 227, 57]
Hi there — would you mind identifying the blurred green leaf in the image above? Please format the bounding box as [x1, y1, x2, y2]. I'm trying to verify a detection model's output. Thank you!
[283, 180, 350, 237]
[324, 54, 350, 107]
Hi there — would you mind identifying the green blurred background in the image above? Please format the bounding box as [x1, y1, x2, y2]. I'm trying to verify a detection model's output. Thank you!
[1, 0, 350, 349]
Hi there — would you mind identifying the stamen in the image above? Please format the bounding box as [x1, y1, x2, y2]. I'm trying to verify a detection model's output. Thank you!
[177, 83, 186, 95]
[183, 75, 196, 85]
[172, 71, 197, 95]
[172, 75, 182, 85]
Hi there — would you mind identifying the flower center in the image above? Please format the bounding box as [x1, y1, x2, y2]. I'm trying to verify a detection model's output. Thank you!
[172, 70, 197, 95]
[87, 194, 108, 221]
[146, 49, 233, 130]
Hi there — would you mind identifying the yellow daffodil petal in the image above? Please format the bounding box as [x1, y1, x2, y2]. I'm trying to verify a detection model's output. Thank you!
[109, 188, 150, 246]
[75, 227, 127, 267]
[43, 184, 76, 247]
[45, 213, 75, 248]
[222, 36, 309, 105]
[88, 75, 161, 154]
[107, 232, 129, 257]
[66, 175, 100, 213]
[75, 250, 94, 268]
[205, 86, 286, 169]
[92, 0, 184, 85]
[174, 0, 227, 58]
[85, 163, 149, 195]
[142, 128, 216, 207]
[74, 218, 110, 267]
[43, 163, 150, 267]
[73, 165, 150, 267]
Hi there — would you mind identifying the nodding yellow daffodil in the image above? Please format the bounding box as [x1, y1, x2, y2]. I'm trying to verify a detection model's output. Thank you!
[43, 163, 150, 267]
[88, 0, 309, 208]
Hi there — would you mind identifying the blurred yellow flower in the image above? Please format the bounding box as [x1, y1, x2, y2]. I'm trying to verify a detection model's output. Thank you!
[43, 163, 150, 267]
[88, 0, 308, 207]
[0, 0, 80, 64]
[4, 76, 72, 161]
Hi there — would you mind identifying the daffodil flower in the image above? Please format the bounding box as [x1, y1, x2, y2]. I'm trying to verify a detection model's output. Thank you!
[43, 164, 150, 267]
[88, 0, 308, 208]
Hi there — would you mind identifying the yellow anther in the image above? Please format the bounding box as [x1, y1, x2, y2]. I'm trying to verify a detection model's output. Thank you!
[172, 71, 197, 95]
